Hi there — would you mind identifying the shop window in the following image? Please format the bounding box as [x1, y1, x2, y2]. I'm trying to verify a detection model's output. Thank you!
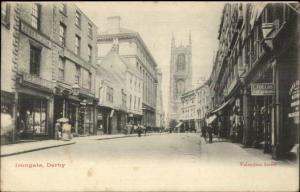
[58, 57, 65, 81]
[59, 23, 66, 47]
[30, 45, 41, 76]
[31, 3, 41, 30]
[19, 96, 47, 136]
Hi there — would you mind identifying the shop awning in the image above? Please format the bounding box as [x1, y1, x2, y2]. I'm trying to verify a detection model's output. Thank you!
[211, 97, 235, 114]
[206, 115, 217, 124]
[175, 122, 183, 128]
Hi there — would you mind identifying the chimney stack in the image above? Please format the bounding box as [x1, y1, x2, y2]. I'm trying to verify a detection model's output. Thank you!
[107, 16, 121, 33]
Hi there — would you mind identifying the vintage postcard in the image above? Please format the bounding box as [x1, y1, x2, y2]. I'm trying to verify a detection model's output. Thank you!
[1, 1, 299, 191]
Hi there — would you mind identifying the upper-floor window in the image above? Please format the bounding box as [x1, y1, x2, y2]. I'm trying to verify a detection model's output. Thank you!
[31, 4, 41, 30]
[30, 45, 41, 76]
[58, 57, 65, 81]
[88, 23, 93, 38]
[138, 97, 140, 109]
[75, 35, 81, 55]
[75, 11, 81, 28]
[88, 45, 92, 63]
[59, 3, 66, 15]
[82, 69, 91, 90]
[106, 87, 113, 103]
[59, 23, 66, 47]
[75, 65, 80, 84]
[1, 3, 10, 27]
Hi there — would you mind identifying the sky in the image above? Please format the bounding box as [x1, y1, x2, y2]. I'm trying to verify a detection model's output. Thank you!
[77, 2, 225, 116]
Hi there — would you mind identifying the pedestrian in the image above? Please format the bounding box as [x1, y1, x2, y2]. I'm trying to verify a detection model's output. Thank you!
[207, 124, 213, 144]
[201, 125, 208, 144]
[137, 124, 142, 137]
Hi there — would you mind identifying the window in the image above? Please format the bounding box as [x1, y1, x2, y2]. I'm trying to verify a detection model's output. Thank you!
[75, 35, 80, 55]
[138, 97, 140, 109]
[176, 53, 185, 71]
[129, 94, 132, 109]
[106, 87, 113, 103]
[75, 65, 80, 84]
[59, 23, 66, 47]
[59, 3, 66, 15]
[75, 11, 81, 28]
[30, 46, 41, 76]
[88, 45, 92, 63]
[58, 57, 65, 81]
[31, 4, 40, 30]
[88, 23, 93, 37]
[134, 96, 136, 109]
[1, 3, 10, 26]
[82, 69, 91, 90]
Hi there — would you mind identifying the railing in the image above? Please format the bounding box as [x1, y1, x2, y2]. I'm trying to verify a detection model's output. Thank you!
[22, 73, 54, 90]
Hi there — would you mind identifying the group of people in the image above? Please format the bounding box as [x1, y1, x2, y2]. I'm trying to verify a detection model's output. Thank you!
[125, 122, 146, 137]
[201, 124, 214, 144]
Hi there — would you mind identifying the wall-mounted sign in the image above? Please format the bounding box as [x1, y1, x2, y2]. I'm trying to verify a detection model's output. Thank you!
[288, 80, 299, 124]
[20, 21, 51, 48]
[251, 83, 274, 96]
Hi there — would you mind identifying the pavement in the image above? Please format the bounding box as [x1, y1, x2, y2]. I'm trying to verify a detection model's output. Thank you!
[0, 132, 166, 157]
[1, 133, 298, 191]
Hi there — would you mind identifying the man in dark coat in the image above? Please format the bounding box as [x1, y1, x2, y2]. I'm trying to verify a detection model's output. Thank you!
[207, 124, 213, 143]
[201, 125, 208, 144]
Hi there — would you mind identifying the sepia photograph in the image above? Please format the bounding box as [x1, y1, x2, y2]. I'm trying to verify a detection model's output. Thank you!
[1, 1, 299, 191]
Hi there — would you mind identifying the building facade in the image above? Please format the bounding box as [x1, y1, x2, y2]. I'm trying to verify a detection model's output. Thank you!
[155, 68, 165, 130]
[195, 81, 212, 132]
[168, 33, 193, 127]
[97, 43, 142, 134]
[97, 16, 158, 129]
[180, 89, 196, 132]
[209, 3, 300, 159]
[1, 2, 98, 144]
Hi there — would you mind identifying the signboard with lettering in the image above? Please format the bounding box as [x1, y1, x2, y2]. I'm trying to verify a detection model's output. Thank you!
[251, 83, 274, 96]
[288, 80, 299, 124]
[20, 21, 51, 48]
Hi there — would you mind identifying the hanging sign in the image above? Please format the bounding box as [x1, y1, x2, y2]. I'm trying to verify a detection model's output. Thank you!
[251, 83, 274, 96]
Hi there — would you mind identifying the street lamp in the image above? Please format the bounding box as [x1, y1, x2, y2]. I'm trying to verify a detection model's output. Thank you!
[72, 83, 80, 96]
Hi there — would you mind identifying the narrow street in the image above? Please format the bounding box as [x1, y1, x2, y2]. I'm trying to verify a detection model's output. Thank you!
[1, 133, 298, 191]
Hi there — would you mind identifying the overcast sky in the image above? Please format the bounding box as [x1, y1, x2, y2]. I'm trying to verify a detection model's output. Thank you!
[77, 2, 225, 116]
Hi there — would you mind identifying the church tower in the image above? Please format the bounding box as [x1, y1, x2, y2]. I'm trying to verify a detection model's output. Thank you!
[168, 32, 193, 125]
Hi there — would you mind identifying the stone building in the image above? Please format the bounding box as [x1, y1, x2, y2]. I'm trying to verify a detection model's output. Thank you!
[155, 68, 165, 130]
[97, 16, 158, 129]
[180, 89, 196, 132]
[97, 43, 142, 134]
[168, 33, 193, 128]
[1, 2, 98, 143]
[209, 3, 300, 159]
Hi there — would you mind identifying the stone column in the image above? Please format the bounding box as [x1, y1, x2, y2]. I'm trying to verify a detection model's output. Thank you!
[48, 97, 54, 139]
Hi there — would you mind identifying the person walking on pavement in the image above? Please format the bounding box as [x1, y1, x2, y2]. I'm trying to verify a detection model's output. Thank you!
[137, 124, 142, 137]
[201, 125, 208, 144]
[207, 124, 213, 143]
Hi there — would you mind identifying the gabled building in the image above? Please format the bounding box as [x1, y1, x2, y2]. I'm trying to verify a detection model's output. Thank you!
[97, 43, 142, 133]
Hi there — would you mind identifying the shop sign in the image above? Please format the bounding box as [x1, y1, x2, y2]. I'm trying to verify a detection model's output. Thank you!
[97, 114, 103, 120]
[251, 83, 274, 96]
[288, 80, 300, 124]
[20, 21, 51, 48]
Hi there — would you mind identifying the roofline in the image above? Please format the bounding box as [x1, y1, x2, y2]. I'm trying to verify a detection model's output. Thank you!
[97, 32, 158, 68]
[74, 3, 98, 28]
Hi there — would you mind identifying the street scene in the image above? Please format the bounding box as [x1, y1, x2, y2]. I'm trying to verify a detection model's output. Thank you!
[1, 2, 300, 191]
